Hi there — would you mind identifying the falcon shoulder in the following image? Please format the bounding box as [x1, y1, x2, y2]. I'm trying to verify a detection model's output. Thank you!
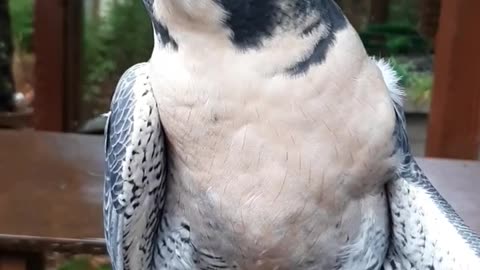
[104, 62, 168, 270]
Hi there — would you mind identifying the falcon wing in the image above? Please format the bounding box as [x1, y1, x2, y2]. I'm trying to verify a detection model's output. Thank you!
[104, 63, 167, 270]
[382, 61, 480, 269]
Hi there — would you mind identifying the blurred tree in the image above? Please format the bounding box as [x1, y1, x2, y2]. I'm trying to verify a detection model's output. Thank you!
[370, 0, 391, 24]
[389, 0, 419, 25]
[81, 0, 152, 121]
[9, 0, 33, 52]
[419, 0, 440, 45]
[92, 0, 100, 23]
[335, 0, 371, 30]
[0, 0, 15, 112]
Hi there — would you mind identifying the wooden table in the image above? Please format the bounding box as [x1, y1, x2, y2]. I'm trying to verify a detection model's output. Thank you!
[417, 158, 480, 232]
[0, 129, 479, 269]
[0, 130, 105, 270]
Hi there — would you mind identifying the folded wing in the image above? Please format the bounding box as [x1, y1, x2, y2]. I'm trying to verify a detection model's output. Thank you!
[104, 63, 168, 270]
[382, 60, 480, 269]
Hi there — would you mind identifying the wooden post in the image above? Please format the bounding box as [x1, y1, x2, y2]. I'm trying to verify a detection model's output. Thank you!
[426, 0, 480, 160]
[33, 0, 83, 131]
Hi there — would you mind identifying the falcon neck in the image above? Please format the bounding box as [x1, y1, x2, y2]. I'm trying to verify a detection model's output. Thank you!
[146, 0, 350, 75]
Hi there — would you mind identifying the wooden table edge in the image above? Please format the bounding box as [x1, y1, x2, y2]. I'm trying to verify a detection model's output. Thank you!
[0, 234, 106, 255]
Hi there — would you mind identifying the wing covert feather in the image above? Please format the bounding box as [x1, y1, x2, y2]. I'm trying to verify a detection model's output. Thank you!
[104, 63, 167, 270]
[384, 91, 480, 269]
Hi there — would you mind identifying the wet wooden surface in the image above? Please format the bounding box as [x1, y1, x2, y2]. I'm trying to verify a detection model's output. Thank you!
[0, 130, 105, 254]
[0, 129, 479, 256]
[417, 158, 480, 232]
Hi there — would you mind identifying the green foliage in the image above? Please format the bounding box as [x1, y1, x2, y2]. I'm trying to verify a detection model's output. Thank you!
[8, 0, 34, 52]
[83, 0, 153, 102]
[58, 258, 91, 270]
[407, 72, 432, 104]
[389, 0, 419, 26]
[360, 23, 431, 56]
[358, 0, 433, 56]
[57, 257, 112, 270]
[98, 265, 112, 270]
[389, 57, 432, 104]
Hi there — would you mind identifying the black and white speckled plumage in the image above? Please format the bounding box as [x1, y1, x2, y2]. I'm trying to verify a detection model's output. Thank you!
[377, 60, 480, 269]
[104, 63, 235, 270]
[104, 63, 168, 270]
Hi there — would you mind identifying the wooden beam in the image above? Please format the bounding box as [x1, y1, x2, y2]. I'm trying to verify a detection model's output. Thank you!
[33, 0, 65, 131]
[426, 0, 480, 160]
[33, 0, 83, 131]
